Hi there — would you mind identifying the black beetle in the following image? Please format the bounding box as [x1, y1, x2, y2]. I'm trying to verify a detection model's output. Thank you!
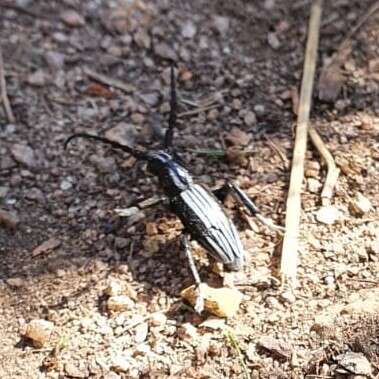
[65, 66, 283, 312]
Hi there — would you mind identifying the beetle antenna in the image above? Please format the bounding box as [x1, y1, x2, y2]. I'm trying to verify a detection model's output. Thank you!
[164, 63, 176, 150]
[64, 133, 146, 159]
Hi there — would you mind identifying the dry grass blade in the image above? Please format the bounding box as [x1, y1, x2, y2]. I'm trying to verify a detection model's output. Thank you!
[0, 46, 15, 123]
[226, 330, 251, 379]
[83, 67, 136, 93]
[308, 127, 340, 205]
[280, 0, 323, 286]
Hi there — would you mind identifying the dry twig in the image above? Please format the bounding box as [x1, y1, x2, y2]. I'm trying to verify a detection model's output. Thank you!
[83, 67, 135, 94]
[0, 46, 15, 123]
[280, 0, 323, 286]
[178, 104, 221, 118]
[308, 127, 340, 205]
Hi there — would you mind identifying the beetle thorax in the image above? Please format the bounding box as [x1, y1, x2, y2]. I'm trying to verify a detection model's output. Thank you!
[146, 151, 192, 196]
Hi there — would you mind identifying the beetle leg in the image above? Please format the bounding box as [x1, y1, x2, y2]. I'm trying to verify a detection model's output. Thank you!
[182, 234, 204, 314]
[215, 182, 285, 233]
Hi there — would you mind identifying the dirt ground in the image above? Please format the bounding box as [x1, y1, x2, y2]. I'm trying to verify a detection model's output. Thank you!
[1, 0, 379, 378]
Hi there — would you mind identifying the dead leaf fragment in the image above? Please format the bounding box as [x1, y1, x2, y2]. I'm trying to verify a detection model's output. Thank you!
[181, 283, 243, 318]
[85, 83, 114, 99]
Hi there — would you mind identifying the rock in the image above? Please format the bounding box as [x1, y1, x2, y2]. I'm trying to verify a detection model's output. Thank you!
[61, 10, 85, 27]
[60, 179, 73, 191]
[32, 238, 61, 257]
[107, 295, 134, 312]
[257, 336, 292, 360]
[64, 362, 88, 378]
[105, 280, 124, 297]
[44, 51, 65, 70]
[310, 315, 335, 338]
[212, 16, 229, 34]
[89, 155, 116, 173]
[25, 187, 45, 202]
[349, 193, 372, 216]
[316, 206, 341, 225]
[0, 209, 20, 229]
[139, 92, 160, 107]
[181, 21, 197, 39]
[279, 290, 296, 304]
[111, 355, 132, 373]
[181, 283, 243, 318]
[134, 29, 151, 49]
[6, 277, 25, 288]
[244, 111, 257, 127]
[342, 290, 379, 316]
[105, 123, 137, 147]
[253, 104, 266, 116]
[114, 237, 129, 249]
[178, 323, 198, 340]
[103, 373, 121, 379]
[267, 32, 281, 49]
[24, 319, 54, 348]
[154, 43, 177, 60]
[149, 312, 167, 327]
[307, 178, 321, 193]
[0, 186, 9, 198]
[335, 352, 371, 376]
[134, 322, 148, 343]
[10, 144, 38, 169]
[27, 70, 47, 86]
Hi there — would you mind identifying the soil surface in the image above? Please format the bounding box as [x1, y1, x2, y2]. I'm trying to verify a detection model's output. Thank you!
[1, 1, 379, 378]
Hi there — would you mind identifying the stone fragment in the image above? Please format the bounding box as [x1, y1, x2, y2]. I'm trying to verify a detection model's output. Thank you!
[0, 209, 19, 229]
[107, 295, 134, 312]
[154, 43, 177, 60]
[181, 21, 197, 39]
[61, 10, 85, 27]
[27, 70, 47, 86]
[349, 193, 372, 216]
[11, 144, 37, 168]
[149, 312, 167, 327]
[335, 352, 371, 376]
[105, 123, 137, 147]
[181, 283, 243, 318]
[134, 322, 148, 343]
[178, 323, 198, 340]
[257, 336, 292, 360]
[104, 280, 124, 297]
[24, 319, 54, 347]
[212, 16, 229, 34]
[316, 206, 341, 225]
[6, 277, 25, 288]
[243, 111, 257, 127]
[64, 362, 88, 378]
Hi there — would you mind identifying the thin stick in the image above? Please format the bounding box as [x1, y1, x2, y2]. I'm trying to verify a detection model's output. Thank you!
[178, 104, 221, 118]
[263, 135, 290, 169]
[0, 47, 15, 123]
[308, 127, 340, 205]
[280, 0, 323, 287]
[83, 67, 135, 93]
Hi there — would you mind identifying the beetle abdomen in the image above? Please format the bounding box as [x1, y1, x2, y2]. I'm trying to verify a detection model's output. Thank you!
[171, 184, 245, 271]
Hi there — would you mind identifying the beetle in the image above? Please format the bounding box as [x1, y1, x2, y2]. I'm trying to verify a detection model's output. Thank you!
[65, 65, 283, 312]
